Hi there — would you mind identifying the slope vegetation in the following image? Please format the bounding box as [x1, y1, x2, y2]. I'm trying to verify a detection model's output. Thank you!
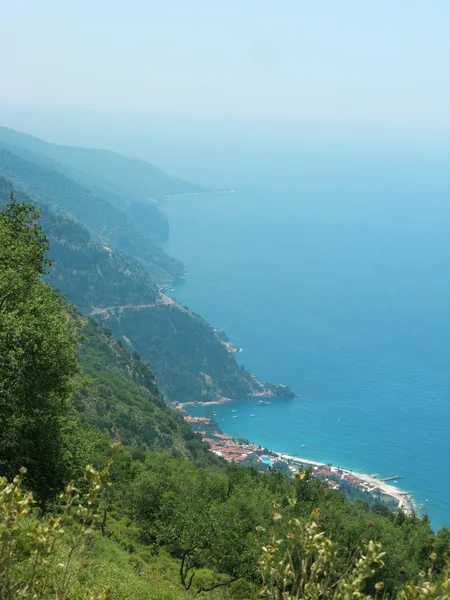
[0, 124, 209, 239]
[0, 173, 293, 403]
[0, 149, 184, 283]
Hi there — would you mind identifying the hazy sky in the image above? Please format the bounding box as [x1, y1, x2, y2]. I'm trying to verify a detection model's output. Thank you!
[2, 0, 450, 131]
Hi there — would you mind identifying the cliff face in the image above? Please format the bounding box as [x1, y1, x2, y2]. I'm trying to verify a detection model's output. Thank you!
[95, 296, 294, 403]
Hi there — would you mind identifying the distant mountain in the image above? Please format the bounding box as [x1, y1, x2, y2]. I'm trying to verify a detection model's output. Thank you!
[0, 149, 184, 283]
[0, 125, 209, 240]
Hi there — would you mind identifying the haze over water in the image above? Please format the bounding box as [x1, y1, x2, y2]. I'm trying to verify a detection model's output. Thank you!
[162, 138, 450, 530]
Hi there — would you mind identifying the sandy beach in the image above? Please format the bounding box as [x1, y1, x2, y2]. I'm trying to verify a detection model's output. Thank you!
[275, 452, 417, 515]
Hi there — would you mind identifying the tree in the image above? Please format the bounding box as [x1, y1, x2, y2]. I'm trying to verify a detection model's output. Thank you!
[129, 452, 273, 593]
[0, 194, 80, 503]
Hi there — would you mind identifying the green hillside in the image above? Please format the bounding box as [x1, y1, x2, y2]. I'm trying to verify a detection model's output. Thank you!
[75, 317, 219, 465]
[0, 149, 184, 283]
[1, 182, 450, 600]
[0, 173, 292, 403]
[0, 125, 210, 240]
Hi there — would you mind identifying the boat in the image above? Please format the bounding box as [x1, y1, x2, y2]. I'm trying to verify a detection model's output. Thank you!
[259, 400, 270, 405]
[301, 444, 306, 448]
[250, 414, 255, 417]
[231, 409, 236, 413]
[233, 415, 239, 419]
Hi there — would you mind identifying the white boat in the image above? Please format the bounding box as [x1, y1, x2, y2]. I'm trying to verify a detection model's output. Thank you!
[233, 415, 239, 419]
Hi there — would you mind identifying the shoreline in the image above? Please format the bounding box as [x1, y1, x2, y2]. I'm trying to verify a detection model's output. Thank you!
[163, 189, 235, 201]
[177, 408, 418, 517]
[274, 452, 417, 515]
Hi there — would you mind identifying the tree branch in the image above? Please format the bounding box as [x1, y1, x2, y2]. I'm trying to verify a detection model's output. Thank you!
[196, 576, 240, 594]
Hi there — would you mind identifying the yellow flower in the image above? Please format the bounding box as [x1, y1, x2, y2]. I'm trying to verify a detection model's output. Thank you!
[272, 513, 282, 523]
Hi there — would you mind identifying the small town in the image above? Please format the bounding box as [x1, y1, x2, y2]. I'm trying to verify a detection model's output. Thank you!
[176, 405, 416, 516]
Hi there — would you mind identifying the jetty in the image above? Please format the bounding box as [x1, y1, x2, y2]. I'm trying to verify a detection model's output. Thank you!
[274, 454, 415, 515]
[380, 476, 403, 482]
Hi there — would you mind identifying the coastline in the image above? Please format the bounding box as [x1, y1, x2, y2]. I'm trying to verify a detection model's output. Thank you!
[162, 194, 421, 522]
[163, 189, 235, 201]
[274, 452, 417, 516]
[177, 408, 418, 517]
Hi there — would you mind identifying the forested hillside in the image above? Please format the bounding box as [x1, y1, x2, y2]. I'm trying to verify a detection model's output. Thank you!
[0, 149, 184, 283]
[1, 190, 450, 599]
[0, 125, 209, 240]
[76, 317, 219, 465]
[0, 165, 292, 403]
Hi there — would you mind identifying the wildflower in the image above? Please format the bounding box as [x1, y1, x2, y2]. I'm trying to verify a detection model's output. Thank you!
[272, 513, 282, 523]
[375, 582, 384, 592]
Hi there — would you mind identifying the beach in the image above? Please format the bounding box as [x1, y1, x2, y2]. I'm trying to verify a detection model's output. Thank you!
[275, 452, 417, 515]
[180, 411, 418, 516]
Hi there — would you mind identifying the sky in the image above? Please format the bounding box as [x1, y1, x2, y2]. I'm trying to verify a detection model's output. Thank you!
[1, 0, 450, 133]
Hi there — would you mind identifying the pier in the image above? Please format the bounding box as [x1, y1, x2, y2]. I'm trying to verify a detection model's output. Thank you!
[380, 476, 403, 482]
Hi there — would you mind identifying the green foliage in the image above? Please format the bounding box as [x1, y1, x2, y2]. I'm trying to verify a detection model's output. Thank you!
[0, 174, 291, 403]
[107, 303, 293, 402]
[1, 144, 449, 600]
[0, 195, 80, 503]
[258, 506, 450, 600]
[126, 452, 274, 592]
[0, 460, 114, 600]
[40, 208, 159, 313]
[74, 317, 219, 466]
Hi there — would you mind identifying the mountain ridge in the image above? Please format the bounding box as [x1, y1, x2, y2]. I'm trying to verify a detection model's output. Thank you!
[0, 150, 294, 403]
[0, 124, 210, 240]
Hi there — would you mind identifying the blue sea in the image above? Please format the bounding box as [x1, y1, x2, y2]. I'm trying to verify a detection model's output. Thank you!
[161, 139, 450, 530]
[5, 113, 446, 529]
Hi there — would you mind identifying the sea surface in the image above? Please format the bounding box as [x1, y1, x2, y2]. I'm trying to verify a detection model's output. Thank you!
[1, 112, 448, 527]
[161, 142, 450, 530]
